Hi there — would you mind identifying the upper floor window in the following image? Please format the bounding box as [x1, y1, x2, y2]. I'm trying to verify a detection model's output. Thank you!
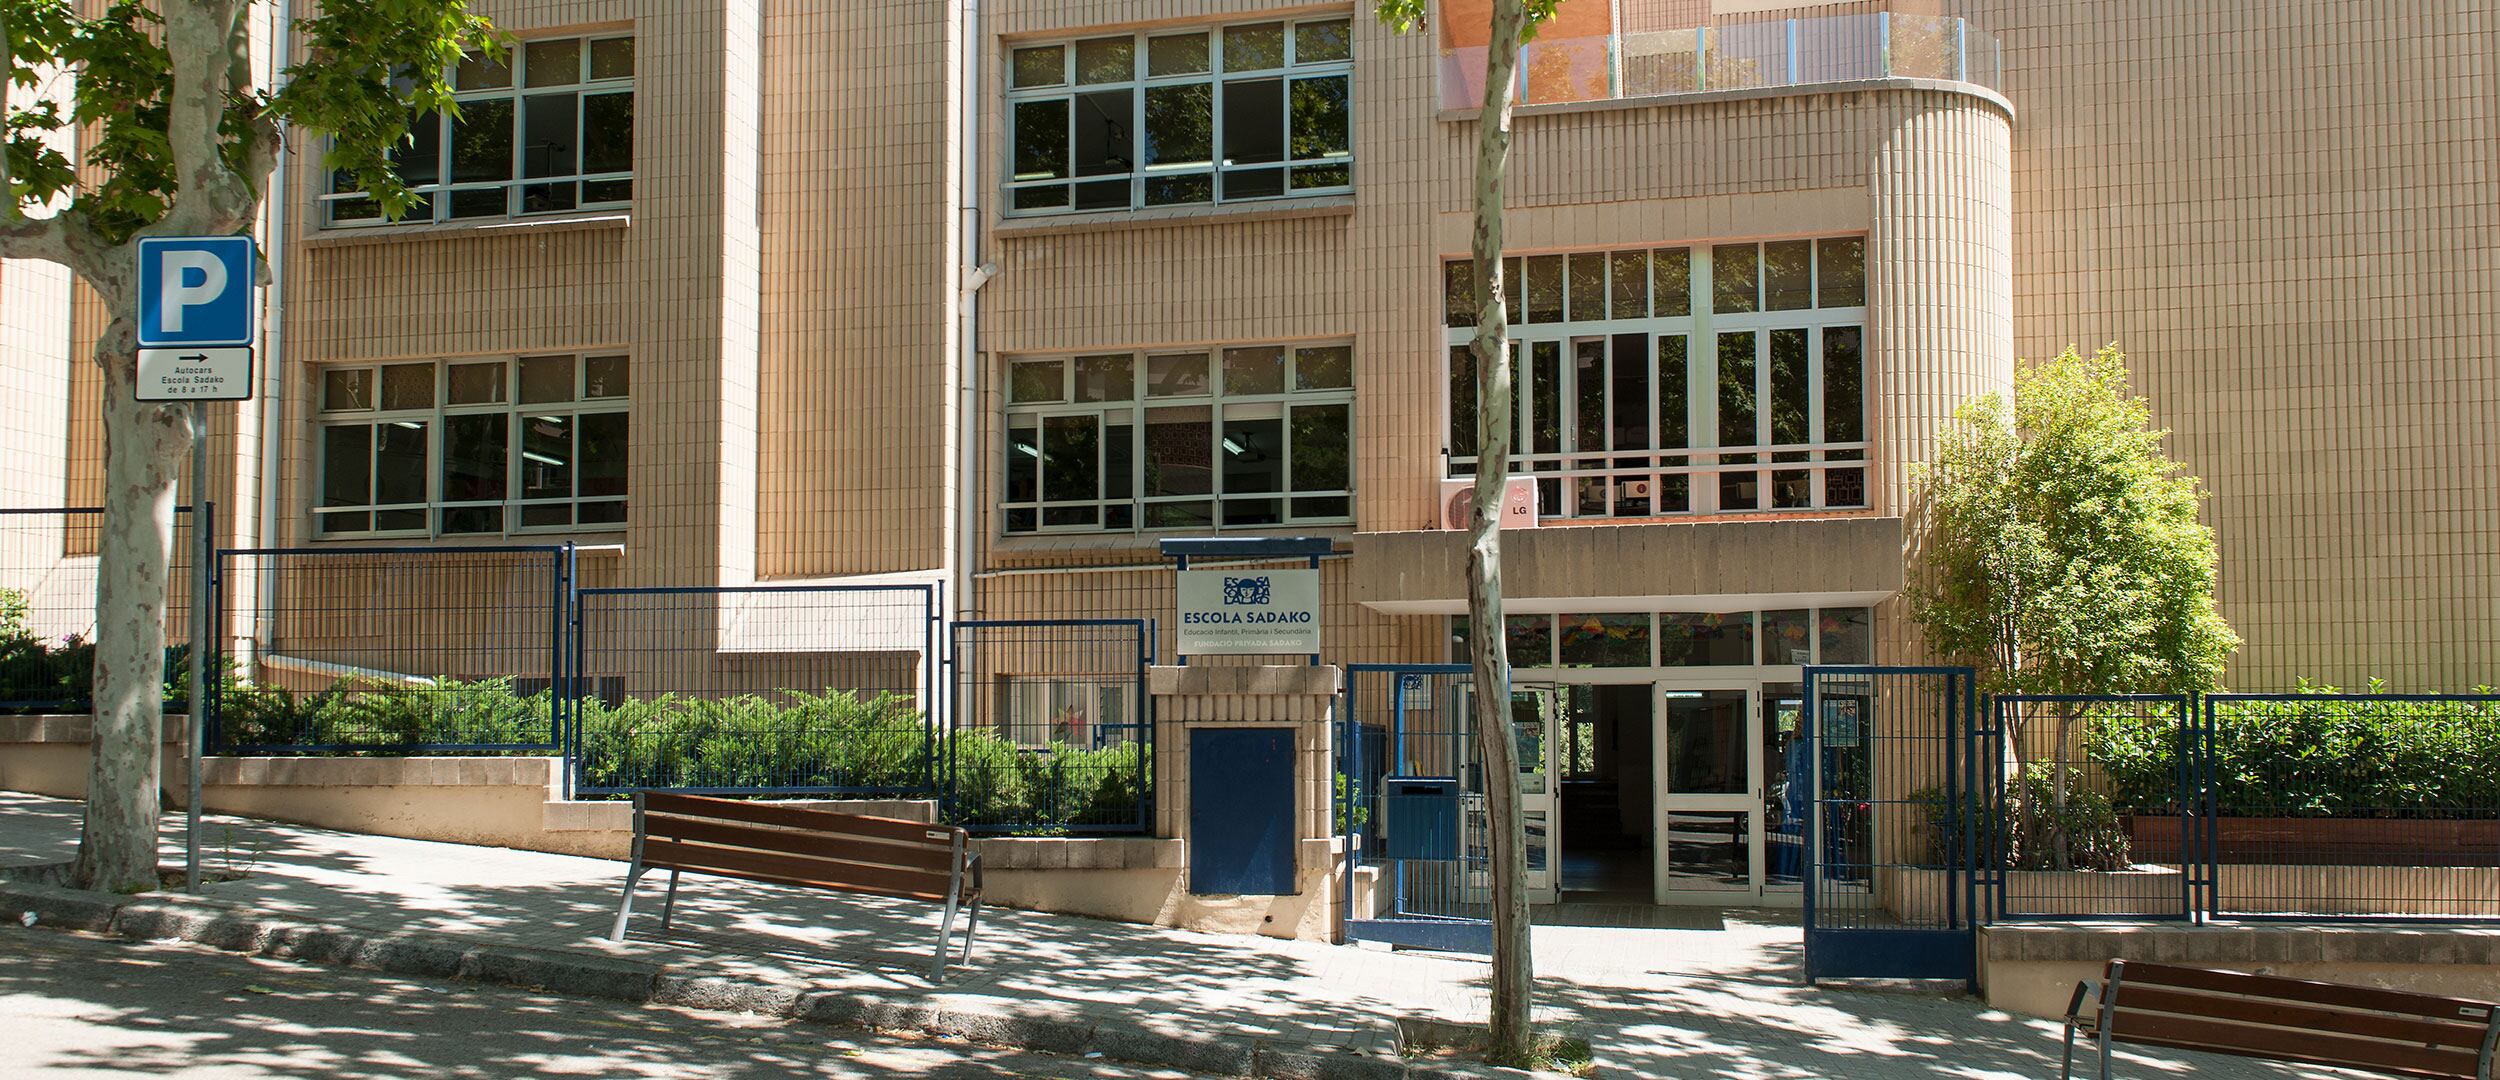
[323, 35, 636, 227]
[316, 353, 630, 537]
[1443, 237, 1867, 520]
[1004, 18, 1352, 216]
[1003, 343, 1353, 533]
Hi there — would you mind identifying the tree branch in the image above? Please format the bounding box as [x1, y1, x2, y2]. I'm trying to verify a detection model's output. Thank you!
[0, 210, 117, 284]
[157, 0, 254, 235]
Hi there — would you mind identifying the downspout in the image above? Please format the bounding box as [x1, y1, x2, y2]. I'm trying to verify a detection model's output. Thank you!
[954, 0, 992, 625]
[250, 0, 293, 678]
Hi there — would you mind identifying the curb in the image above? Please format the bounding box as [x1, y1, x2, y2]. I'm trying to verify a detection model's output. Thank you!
[0, 880, 1547, 1079]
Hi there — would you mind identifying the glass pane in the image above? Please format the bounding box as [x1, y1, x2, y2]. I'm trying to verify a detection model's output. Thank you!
[1770, 328, 1809, 445]
[518, 355, 574, 404]
[1818, 236, 1866, 307]
[1524, 254, 1564, 323]
[1072, 89, 1133, 177]
[1222, 23, 1286, 71]
[321, 369, 372, 411]
[1074, 37, 1134, 84]
[381, 363, 435, 410]
[1443, 260, 1476, 327]
[1573, 339, 1604, 453]
[1104, 417, 1134, 501]
[1568, 253, 1606, 322]
[1718, 332, 1757, 448]
[1666, 692, 1748, 794]
[1146, 352, 1208, 396]
[1144, 405, 1212, 496]
[1447, 345, 1477, 461]
[1012, 45, 1065, 88]
[450, 98, 514, 186]
[1823, 326, 1864, 443]
[1763, 687, 1806, 888]
[1042, 414, 1101, 504]
[1764, 239, 1812, 310]
[447, 361, 506, 405]
[1289, 402, 1349, 491]
[1287, 75, 1349, 160]
[1610, 334, 1649, 451]
[1505, 614, 1552, 668]
[1819, 607, 1873, 664]
[521, 413, 573, 501]
[1761, 609, 1812, 666]
[581, 93, 632, 175]
[1074, 178, 1126, 211]
[443, 413, 508, 505]
[1652, 247, 1692, 317]
[396, 110, 442, 187]
[1712, 243, 1758, 313]
[1005, 419, 1038, 504]
[1503, 256, 1523, 323]
[1609, 250, 1648, 318]
[1293, 345, 1351, 390]
[1011, 99, 1069, 181]
[1220, 403, 1283, 494]
[1009, 359, 1063, 403]
[1295, 19, 1352, 63]
[1530, 340, 1561, 455]
[1143, 84, 1212, 167]
[521, 93, 578, 179]
[1511, 694, 1549, 795]
[321, 426, 372, 506]
[1147, 33, 1209, 76]
[1074, 354, 1133, 402]
[588, 37, 634, 79]
[1221, 77, 1284, 166]
[1222, 346, 1286, 395]
[1657, 335, 1688, 449]
[1144, 174, 1213, 206]
[584, 355, 628, 399]
[524, 38, 581, 86]
[456, 50, 511, 90]
[578, 412, 628, 498]
[1559, 613, 1650, 667]
[449, 187, 507, 219]
[1660, 612, 1754, 666]
[1666, 810, 1753, 890]
[373, 421, 429, 506]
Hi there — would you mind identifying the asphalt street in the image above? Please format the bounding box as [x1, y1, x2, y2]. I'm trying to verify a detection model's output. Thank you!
[0, 927, 1207, 1079]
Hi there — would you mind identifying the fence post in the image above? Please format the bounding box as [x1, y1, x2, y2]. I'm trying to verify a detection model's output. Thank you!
[564, 547, 582, 800]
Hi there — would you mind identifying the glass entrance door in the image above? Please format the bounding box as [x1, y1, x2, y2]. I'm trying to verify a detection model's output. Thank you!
[1657, 687, 1764, 901]
[1512, 687, 1560, 905]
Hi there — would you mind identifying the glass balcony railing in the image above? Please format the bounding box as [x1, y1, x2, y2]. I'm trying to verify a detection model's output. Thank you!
[1439, 12, 2002, 110]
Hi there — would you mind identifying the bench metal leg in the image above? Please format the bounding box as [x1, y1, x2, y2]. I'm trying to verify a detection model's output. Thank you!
[609, 863, 649, 942]
[930, 892, 961, 982]
[658, 869, 682, 931]
[958, 899, 980, 965]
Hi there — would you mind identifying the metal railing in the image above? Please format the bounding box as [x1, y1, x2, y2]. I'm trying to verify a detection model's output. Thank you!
[1982, 695, 2198, 922]
[947, 619, 1156, 835]
[0, 506, 207, 714]
[1440, 11, 2003, 111]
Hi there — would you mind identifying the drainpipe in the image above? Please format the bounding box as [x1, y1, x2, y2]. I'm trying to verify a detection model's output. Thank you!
[954, 0, 989, 626]
[250, 0, 293, 678]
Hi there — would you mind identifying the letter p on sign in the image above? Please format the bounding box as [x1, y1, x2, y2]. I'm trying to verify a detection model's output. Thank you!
[137, 236, 256, 348]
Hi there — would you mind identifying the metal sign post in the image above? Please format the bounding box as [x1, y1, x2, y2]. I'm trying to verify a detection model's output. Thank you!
[136, 235, 258, 894]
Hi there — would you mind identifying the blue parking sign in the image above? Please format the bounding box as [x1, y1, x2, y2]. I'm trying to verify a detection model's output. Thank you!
[137, 236, 256, 347]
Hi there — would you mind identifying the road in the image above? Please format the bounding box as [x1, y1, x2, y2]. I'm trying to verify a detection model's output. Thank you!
[0, 928, 1204, 1078]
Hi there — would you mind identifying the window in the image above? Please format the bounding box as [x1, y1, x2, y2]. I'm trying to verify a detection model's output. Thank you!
[1456, 607, 1875, 667]
[1003, 344, 1353, 533]
[324, 35, 635, 226]
[1442, 236, 1866, 519]
[993, 676, 1138, 749]
[1004, 17, 1352, 215]
[317, 354, 630, 536]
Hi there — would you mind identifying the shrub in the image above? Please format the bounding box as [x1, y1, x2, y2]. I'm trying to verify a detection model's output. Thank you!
[2087, 681, 2500, 818]
[217, 676, 553, 751]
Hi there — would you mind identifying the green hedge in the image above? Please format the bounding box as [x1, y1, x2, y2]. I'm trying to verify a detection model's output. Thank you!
[2089, 683, 2500, 817]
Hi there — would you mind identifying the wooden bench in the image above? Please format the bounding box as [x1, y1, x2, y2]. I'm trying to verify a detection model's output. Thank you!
[607, 793, 983, 980]
[2063, 959, 2499, 1079]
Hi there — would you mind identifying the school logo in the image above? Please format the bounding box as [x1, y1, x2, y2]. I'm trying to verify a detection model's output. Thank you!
[1222, 575, 1272, 606]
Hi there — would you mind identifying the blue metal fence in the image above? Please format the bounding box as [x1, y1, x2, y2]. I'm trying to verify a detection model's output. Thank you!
[0, 505, 208, 714]
[946, 619, 1155, 834]
[1980, 694, 2198, 923]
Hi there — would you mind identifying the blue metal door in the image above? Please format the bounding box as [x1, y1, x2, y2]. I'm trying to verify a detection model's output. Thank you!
[1802, 665, 1978, 987]
[1341, 664, 1493, 953]
[1190, 727, 1297, 894]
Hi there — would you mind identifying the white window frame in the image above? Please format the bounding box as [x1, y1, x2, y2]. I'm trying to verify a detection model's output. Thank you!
[1443, 237, 1869, 520]
[321, 34, 636, 228]
[1003, 342, 1356, 534]
[1002, 17, 1353, 216]
[314, 354, 631, 539]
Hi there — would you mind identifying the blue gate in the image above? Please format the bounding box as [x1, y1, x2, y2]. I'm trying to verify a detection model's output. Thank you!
[1802, 665, 1977, 986]
[1341, 664, 1492, 953]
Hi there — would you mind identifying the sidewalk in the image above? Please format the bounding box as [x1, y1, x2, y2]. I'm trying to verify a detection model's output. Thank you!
[0, 792, 2342, 1079]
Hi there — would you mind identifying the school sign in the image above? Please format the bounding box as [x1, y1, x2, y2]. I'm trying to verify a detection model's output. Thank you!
[1176, 568, 1321, 656]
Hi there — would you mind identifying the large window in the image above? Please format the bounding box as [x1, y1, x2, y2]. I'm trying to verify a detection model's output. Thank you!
[1004, 17, 1352, 215]
[1003, 344, 1353, 533]
[1456, 606, 1874, 668]
[317, 354, 630, 537]
[1443, 237, 1867, 519]
[324, 35, 635, 227]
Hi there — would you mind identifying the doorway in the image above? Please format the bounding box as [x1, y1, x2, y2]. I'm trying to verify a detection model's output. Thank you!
[1556, 685, 1654, 901]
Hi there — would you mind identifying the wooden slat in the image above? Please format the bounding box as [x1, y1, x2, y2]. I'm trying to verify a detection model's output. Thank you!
[642, 813, 953, 873]
[660, 858, 962, 907]
[2118, 962, 2499, 1024]
[2114, 985, 2487, 1051]
[641, 837, 959, 901]
[2109, 1012, 2479, 1078]
[643, 793, 961, 847]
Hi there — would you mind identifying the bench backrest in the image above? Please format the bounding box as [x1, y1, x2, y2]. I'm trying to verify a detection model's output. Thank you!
[632, 792, 972, 903]
[2102, 960, 2500, 1080]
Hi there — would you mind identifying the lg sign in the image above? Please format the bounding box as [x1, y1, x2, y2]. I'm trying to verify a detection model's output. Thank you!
[137, 236, 256, 347]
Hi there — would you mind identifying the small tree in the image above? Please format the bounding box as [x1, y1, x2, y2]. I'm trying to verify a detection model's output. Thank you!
[3, 0, 496, 891]
[1913, 344, 2238, 866]
[1374, 0, 1559, 1065]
